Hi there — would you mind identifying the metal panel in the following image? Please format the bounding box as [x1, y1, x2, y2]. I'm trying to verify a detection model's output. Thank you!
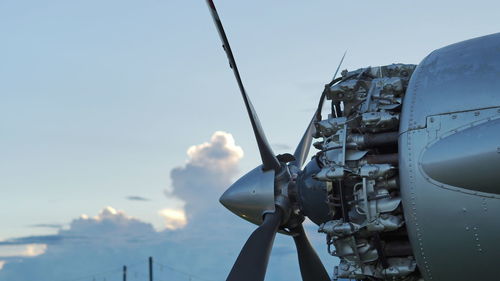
[399, 33, 500, 281]
[400, 32, 500, 133]
[400, 129, 500, 281]
[422, 115, 500, 195]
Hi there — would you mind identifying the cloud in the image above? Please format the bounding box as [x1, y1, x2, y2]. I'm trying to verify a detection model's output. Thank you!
[0, 244, 47, 258]
[0, 206, 250, 280]
[28, 224, 63, 229]
[168, 131, 243, 216]
[22, 244, 47, 257]
[272, 143, 292, 151]
[185, 131, 243, 175]
[126, 196, 150, 201]
[64, 207, 159, 245]
[0, 207, 165, 279]
[0, 235, 62, 246]
[158, 208, 187, 230]
[0, 131, 335, 281]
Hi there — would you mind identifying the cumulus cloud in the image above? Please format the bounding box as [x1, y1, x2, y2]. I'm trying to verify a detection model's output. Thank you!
[168, 131, 243, 216]
[185, 131, 243, 175]
[158, 208, 187, 230]
[0, 207, 163, 280]
[0, 206, 252, 281]
[0, 131, 335, 281]
[65, 207, 158, 245]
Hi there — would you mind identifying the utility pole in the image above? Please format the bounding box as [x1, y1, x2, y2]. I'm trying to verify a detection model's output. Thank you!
[149, 256, 153, 281]
[123, 265, 127, 281]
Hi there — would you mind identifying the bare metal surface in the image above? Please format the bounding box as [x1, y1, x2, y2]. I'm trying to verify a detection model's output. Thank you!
[219, 166, 275, 225]
[422, 117, 500, 194]
[400, 32, 500, 281]
[400, 32, 500, 133]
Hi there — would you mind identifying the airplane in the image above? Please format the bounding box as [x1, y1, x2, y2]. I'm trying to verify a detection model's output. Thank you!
[205, 1, 500, 280]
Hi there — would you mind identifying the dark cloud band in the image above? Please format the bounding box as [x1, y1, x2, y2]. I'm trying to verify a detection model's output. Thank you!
[126, 196, 150, 201]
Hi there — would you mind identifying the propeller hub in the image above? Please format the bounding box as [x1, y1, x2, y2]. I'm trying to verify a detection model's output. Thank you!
[219, 166, 276, 225]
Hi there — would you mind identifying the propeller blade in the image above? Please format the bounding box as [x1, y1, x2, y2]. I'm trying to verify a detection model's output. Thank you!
[330, 51, 346, 118]
[205, 0, 280, 171]
[226, 208, 283, 281]
[291, 115, 316, 168]
[291, 51, 348, 168]
[292, 224, 330, 281]
[331, 50, 347, 84]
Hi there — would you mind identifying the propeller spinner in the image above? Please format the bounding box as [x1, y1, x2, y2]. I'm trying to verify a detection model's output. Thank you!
[205, 1, 341, 280]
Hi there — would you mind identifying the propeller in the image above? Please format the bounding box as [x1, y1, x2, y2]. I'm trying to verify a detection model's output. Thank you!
[292, 51, 346, 169]
[292, 225, 331, 281]
[205, 0, 279, 172]
[225, 208, 283, 281]
[205, 1, 341, 281]
[290, 115, 316, 169]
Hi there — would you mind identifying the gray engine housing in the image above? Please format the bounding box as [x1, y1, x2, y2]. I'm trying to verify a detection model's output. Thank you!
[399, 32, 500, 281]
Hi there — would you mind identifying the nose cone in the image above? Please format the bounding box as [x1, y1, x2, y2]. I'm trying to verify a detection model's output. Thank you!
[220, 165, 276, 225]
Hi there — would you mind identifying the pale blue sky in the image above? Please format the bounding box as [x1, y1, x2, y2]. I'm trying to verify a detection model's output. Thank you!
[0, 0, 499, 279]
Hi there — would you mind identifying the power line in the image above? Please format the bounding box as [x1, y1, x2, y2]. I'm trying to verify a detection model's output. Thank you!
[53, 256, 219, 281]
[55, 266, 122, 281]
[153, 260, 216, 281]
[54, 260, 146, 281]
[133, 270, 168, 281]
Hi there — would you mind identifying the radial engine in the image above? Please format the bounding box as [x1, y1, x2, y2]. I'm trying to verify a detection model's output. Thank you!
[304, 64, 419, 280]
